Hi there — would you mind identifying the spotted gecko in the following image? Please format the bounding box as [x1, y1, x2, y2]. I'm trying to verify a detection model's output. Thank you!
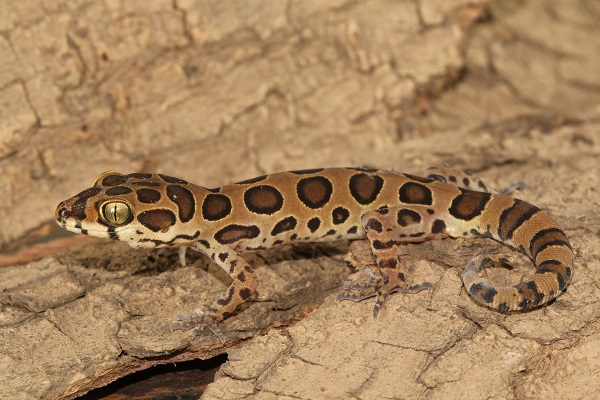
[55, 166, 573, 336]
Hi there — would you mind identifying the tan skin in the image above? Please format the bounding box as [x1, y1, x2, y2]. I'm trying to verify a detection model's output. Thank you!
[56, 166, 573, 337]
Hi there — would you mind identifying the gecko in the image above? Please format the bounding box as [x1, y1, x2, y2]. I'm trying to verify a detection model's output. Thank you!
[55, 166, 573, 337]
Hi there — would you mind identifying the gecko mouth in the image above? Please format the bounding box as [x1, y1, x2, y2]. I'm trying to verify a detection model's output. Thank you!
[56, 216, 133, 240]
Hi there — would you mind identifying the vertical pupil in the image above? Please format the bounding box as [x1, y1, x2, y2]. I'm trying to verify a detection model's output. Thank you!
[112, 205, 118, 221]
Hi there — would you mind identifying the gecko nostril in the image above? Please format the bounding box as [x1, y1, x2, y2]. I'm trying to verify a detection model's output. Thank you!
[56, 206, 69, 221]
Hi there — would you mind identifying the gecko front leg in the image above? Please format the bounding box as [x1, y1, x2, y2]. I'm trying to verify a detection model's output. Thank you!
[172, 244, 258, 340]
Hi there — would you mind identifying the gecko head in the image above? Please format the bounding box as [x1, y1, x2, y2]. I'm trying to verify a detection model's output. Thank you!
[55, 171, 201, 248]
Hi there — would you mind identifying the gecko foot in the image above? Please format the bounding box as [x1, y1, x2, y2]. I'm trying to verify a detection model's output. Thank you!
[501, 180, 527, 195]
[338, 268, 385, 301]
[338, 279, 433, 318]
[371, 281, 433, 318]
[171, 309, 225, 343]
[342, 268, 381, 291]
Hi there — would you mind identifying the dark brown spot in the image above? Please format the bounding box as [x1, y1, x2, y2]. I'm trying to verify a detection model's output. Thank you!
[228, 260, 239, 273]
[517, 281, 545, 309]
[107, 226, 118, 240]
[237, 271, 246, 282]
[246, 245, 267, 251]
[271, 216, 298, 236]
[537, 260, 570, 291]
[469, 283, 497, 304]
[131, 181, 161, 187]
[432, 219, 446, 234]
[448, 189, 491, 221]
[105, 186, 133, 196]
[378, 258, 397, 269]
[68, 187, 102, 219]
[136, 188, 161, 203]
[396, 209, 422, 227]
[529, 228, 572, 261]
[236, 175, 267, 184]
[127, 173, 153, 179]
[101, 174, 128, 187]
[372, 240, 395, 250]
[214, 224, 261, 244]
[307, 217, 321, 232]
[244, 185, 284, 215]
[141, 230, 200, 246]
[218, 252, 229, 262]
[332, 206, 350, 224]
[462, 177, 470, 187]
[426, 174, 447, 183]
[77, 187, 102, 200]
[297, 176, 333, 209]
[349, 173, 384, 205]
[137, 209, 176, 232]
[348, 167, 378, 173]
[202, 193, 232, 221]
[498, 199, 540, 240]
[167, 185, 196, 222]
[347, 226, 358, 234]
[216, 286, 235, 306]
[159, 174, 188, 184]
[239, 287, 253, 300]
[402, 173, 435, 183]
[289, 168, 325, 175]
[365, 218, 383, 233]
[399, 182, 433, 205]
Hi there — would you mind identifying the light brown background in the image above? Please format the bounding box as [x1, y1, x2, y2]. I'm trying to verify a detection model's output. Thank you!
[1, 0, 599, 399]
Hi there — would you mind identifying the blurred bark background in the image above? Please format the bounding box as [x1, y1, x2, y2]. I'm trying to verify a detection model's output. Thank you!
[1, 1, 599, 399]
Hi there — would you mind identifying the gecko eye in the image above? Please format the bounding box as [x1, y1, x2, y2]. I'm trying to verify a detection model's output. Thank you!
[101, 201, 132, 226]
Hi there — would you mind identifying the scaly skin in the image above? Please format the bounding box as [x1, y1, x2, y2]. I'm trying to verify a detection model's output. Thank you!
[55, 166, 573, 335]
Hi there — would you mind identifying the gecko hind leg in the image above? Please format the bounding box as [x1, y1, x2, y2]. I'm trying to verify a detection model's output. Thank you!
[338, 207, 439, 317]
[338, 258, 433, 317]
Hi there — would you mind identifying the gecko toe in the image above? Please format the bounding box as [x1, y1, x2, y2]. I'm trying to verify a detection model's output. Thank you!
[171, 309, 226, 342]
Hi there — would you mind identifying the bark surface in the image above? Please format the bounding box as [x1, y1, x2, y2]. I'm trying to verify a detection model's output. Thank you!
[0, 1, 599, 399]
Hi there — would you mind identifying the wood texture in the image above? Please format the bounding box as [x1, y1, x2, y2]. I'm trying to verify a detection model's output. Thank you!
[0, 0, 599, 399]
